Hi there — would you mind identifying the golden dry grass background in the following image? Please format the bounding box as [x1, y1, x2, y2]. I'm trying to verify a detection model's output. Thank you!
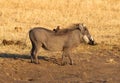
[0, 0, 120, 53]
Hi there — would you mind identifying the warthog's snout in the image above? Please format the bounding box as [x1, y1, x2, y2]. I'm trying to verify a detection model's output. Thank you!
[89, 37, 98, 45]
[88, 36, 96, 45]
[88, 39, 95, 45]
[83, 35, 95, 45]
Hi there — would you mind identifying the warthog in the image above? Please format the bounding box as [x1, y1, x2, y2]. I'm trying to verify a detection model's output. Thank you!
[29, 23, 95, 65]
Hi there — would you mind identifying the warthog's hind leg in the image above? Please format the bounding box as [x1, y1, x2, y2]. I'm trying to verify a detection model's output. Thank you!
[30, 42, 35, 63]
[34, 48, 40, 64]
[31, 52, 34, 63]
[30, 42, 41, 64]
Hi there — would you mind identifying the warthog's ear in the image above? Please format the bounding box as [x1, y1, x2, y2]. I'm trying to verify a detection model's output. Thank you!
[78, 23, 84, 31]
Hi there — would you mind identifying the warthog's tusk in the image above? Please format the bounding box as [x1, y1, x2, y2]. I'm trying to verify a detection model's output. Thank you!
[83, 35, 89, 43]
[91, 36, 94, 41]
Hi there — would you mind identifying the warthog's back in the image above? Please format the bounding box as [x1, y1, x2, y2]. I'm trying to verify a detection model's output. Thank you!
[29, 27, 52, 42]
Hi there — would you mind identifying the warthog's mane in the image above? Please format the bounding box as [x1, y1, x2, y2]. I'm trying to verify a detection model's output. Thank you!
[54, 24, 80, 35]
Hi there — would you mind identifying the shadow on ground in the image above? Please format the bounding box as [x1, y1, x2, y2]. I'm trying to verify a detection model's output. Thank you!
[0, 53, 59, 64]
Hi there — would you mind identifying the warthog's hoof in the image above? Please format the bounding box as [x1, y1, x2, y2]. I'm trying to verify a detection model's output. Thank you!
[34, 61, 40, 64]
[69, 63, 73, 65]
[70, 62, 76, 65]
[30, 61, 34, 63]
[61, 61, 67, 66]
[30, 60, 40, 64]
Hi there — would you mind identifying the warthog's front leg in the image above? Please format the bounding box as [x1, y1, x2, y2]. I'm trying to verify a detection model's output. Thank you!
[61, 49, 73, 66]
[61, 52, 68, 66]
[68, 53, 73, 65]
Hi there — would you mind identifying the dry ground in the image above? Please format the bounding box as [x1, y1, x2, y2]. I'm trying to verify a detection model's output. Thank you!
[0, 0, 120, 83]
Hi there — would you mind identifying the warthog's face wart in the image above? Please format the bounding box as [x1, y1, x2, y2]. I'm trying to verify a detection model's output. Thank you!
[78, 24, 95, 45]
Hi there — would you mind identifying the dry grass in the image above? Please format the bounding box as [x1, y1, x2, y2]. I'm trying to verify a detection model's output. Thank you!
[0, 0, 120, 53]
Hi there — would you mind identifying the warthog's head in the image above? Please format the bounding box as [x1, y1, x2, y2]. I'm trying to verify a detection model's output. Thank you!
[77, 23, 95, 45]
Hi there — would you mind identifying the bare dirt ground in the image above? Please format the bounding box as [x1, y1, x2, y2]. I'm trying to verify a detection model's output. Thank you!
[0, 44, 120, 83]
